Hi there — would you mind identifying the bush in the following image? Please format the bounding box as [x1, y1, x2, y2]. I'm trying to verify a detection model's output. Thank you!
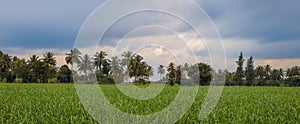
[15, 78, 23, 83]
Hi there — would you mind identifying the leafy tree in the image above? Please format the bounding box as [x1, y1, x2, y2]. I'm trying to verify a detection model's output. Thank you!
[225, 69, 235, 86]
[255, 65, 265, 86]
[264, 64, 271, 81]
[167, 62, 176, 86]
[57, 65, 72, 83]
[235, 52, 245, 85]
[175, 65, 182, 85]
[110, 56, 124, 83]
[270, 69, 282, 86]
[42, 52, 57, 83]
[11, 57, 29, 83]
[0, 52, 12, 82]
[157, 65, 165, 81]
[197, 63, 212, 85]
[65, 48, 81, 67]
[121, 51, 134, 82]
[78, 54, 93, 75]
[43, 52, 57, 66]
[94, 51, 108, 72]
[245, 56, 255, 86]
[27, 55, 42, 83]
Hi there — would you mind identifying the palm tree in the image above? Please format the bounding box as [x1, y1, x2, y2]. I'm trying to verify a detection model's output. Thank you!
[264, 65, 271, 80]
[167, 62, 176, 86]
[111, 56, 122, 74]
[27, 55, 41, 82]
[255, 65, 265, 86]
[110, 56, 124, 83]
[28, 55, 39, 65]
[94, 51, 108, 72]
[121, 51, 134, 82]
[0, 53, 12, 81]
[157, 65, 165, 81]
[42, 52, 56, 66]
[121, 51, 134, 67]
[183, 63, 189, 78]
[78, 54, 93, 75]
[65, 48, 82, 67]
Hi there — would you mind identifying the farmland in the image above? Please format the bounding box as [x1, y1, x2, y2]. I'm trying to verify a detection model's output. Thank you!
[0, 83, 299, 123]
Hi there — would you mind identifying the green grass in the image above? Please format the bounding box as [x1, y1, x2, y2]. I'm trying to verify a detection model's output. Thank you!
[0, 83, 299, 123]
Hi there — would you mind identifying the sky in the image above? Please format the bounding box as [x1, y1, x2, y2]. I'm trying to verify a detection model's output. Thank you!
[0, 0, 300, 72]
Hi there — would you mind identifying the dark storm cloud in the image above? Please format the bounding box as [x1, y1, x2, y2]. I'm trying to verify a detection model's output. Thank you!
[0, 0, 299, 59]
[0, 0, 105, 49]
[198, 0, 300, 42]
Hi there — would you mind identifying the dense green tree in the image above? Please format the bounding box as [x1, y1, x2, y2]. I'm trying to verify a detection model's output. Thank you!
[255, 65, 265, 86]
[167, 62, 176, 86]
[94, 51, 108, 72]
[245, 56, 255, 86]
[264, 64, 271, 81]
[197, 63, 212, 85]
[0, 52, 12, 82]
[225, 69, 235, 86]
[42, 52, 57, 83]
[235, 52, 245, 85]
[12, 58, 29, 83]
[175, 65, 182, 85]
[270, 69, 282, 86]
[57, 65, 72, 83]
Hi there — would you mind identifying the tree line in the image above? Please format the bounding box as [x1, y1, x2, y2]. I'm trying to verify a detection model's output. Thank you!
[223, 52, 300, 86]
[0, 49, 299, 86]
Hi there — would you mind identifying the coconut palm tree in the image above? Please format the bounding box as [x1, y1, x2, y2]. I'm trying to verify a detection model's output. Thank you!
[167, 62, 176, 86]
[110, 56, 123, 75]
[0, 53, 12, 81]
[264, 64, 271, 80]
[94, 51, 108, 72]
[157, 65, 165, 81]
[78, 54, 93, 75]
[42, 52, 56, 66]
[65, 48, 82, 67]
[121, 51, 134, 67]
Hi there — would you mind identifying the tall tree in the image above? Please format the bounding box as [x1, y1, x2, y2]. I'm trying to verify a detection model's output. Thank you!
[225, 69, 235, 86]
[245, 56, 255, 86]
[270, 69, 282, 86]
[197, 63, 212, 85]
[0, 53, 12, 82]
[78, 54, 93, 75]
[121, 51, 134, 81]
[12, 58, 29, 83]
[175, 65, 182, 85]
[42, 52, 57, 66]
[255, 65, 265, 86]
[235, 52, 245, 85]
[42, 52, 57, 83]
[65, 48, 81, 67]
[264, 64, 271, 80]
[57, 65, 72, 83]
[110, 56, 124, 83]
[157, 65, 165, 81]
[167, 62, 176, 86]
[94, 51, 108, 72]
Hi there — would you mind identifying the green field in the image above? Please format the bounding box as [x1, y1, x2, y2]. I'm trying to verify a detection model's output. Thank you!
[0, 83, 299, 123]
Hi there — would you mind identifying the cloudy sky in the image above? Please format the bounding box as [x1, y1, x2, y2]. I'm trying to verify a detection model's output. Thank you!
[0, 0, 300, 72]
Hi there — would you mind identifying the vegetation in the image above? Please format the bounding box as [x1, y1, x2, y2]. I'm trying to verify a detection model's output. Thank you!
[0, 49, 300, 86]
[0, 84, 299, 123]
